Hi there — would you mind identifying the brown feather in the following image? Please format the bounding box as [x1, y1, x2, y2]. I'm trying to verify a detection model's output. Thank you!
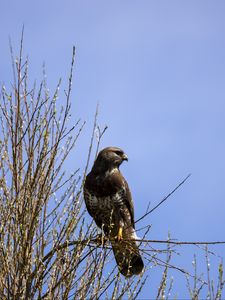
[83, 146, 144, 277]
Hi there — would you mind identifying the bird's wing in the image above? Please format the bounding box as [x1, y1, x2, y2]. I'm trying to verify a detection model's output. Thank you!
[120, 179, 135, 228]
[109, 172, 135, 229]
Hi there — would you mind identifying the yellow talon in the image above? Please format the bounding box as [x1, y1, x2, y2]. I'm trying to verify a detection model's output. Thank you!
[117, 227, 123, 241]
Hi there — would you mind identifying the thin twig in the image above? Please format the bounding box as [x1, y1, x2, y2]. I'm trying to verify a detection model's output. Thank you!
[135, 173, 191, 225]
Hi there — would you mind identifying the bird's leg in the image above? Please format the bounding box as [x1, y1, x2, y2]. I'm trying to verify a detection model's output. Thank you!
[115, 220, 124, 241]
[117, 226, 123, 241]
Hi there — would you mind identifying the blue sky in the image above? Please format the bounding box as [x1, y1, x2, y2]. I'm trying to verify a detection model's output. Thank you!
[1, 1, 225, 298]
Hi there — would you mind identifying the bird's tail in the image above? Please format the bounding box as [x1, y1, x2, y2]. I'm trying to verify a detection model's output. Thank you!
[111, 228, 144, 277]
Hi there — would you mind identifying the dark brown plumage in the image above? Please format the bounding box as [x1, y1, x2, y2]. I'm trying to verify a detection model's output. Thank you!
[83, 146, 144, 277]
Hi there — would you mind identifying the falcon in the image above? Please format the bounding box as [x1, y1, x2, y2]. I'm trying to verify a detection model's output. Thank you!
[83, 146, 144, 277]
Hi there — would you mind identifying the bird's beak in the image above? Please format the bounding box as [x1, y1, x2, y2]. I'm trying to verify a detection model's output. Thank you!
[122, 153, 128, 161]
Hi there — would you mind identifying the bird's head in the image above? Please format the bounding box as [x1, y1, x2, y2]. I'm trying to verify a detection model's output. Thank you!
[93, 146, 128, 172]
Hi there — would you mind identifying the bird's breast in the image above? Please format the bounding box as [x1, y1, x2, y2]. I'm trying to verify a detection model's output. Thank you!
[84, 189, 125, 213]
[84, 190, 112, 211]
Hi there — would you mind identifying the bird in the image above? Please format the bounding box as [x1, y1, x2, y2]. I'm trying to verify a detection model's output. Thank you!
[83, 146, 144, 277]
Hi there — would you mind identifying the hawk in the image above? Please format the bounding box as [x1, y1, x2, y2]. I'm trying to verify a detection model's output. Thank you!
[83, 146, 144, 277]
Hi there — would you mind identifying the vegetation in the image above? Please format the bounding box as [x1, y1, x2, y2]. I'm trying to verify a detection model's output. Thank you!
[0, 35, 224, 299]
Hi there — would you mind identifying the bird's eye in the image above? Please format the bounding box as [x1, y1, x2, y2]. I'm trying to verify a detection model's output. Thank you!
[114, 150, 123, 156]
